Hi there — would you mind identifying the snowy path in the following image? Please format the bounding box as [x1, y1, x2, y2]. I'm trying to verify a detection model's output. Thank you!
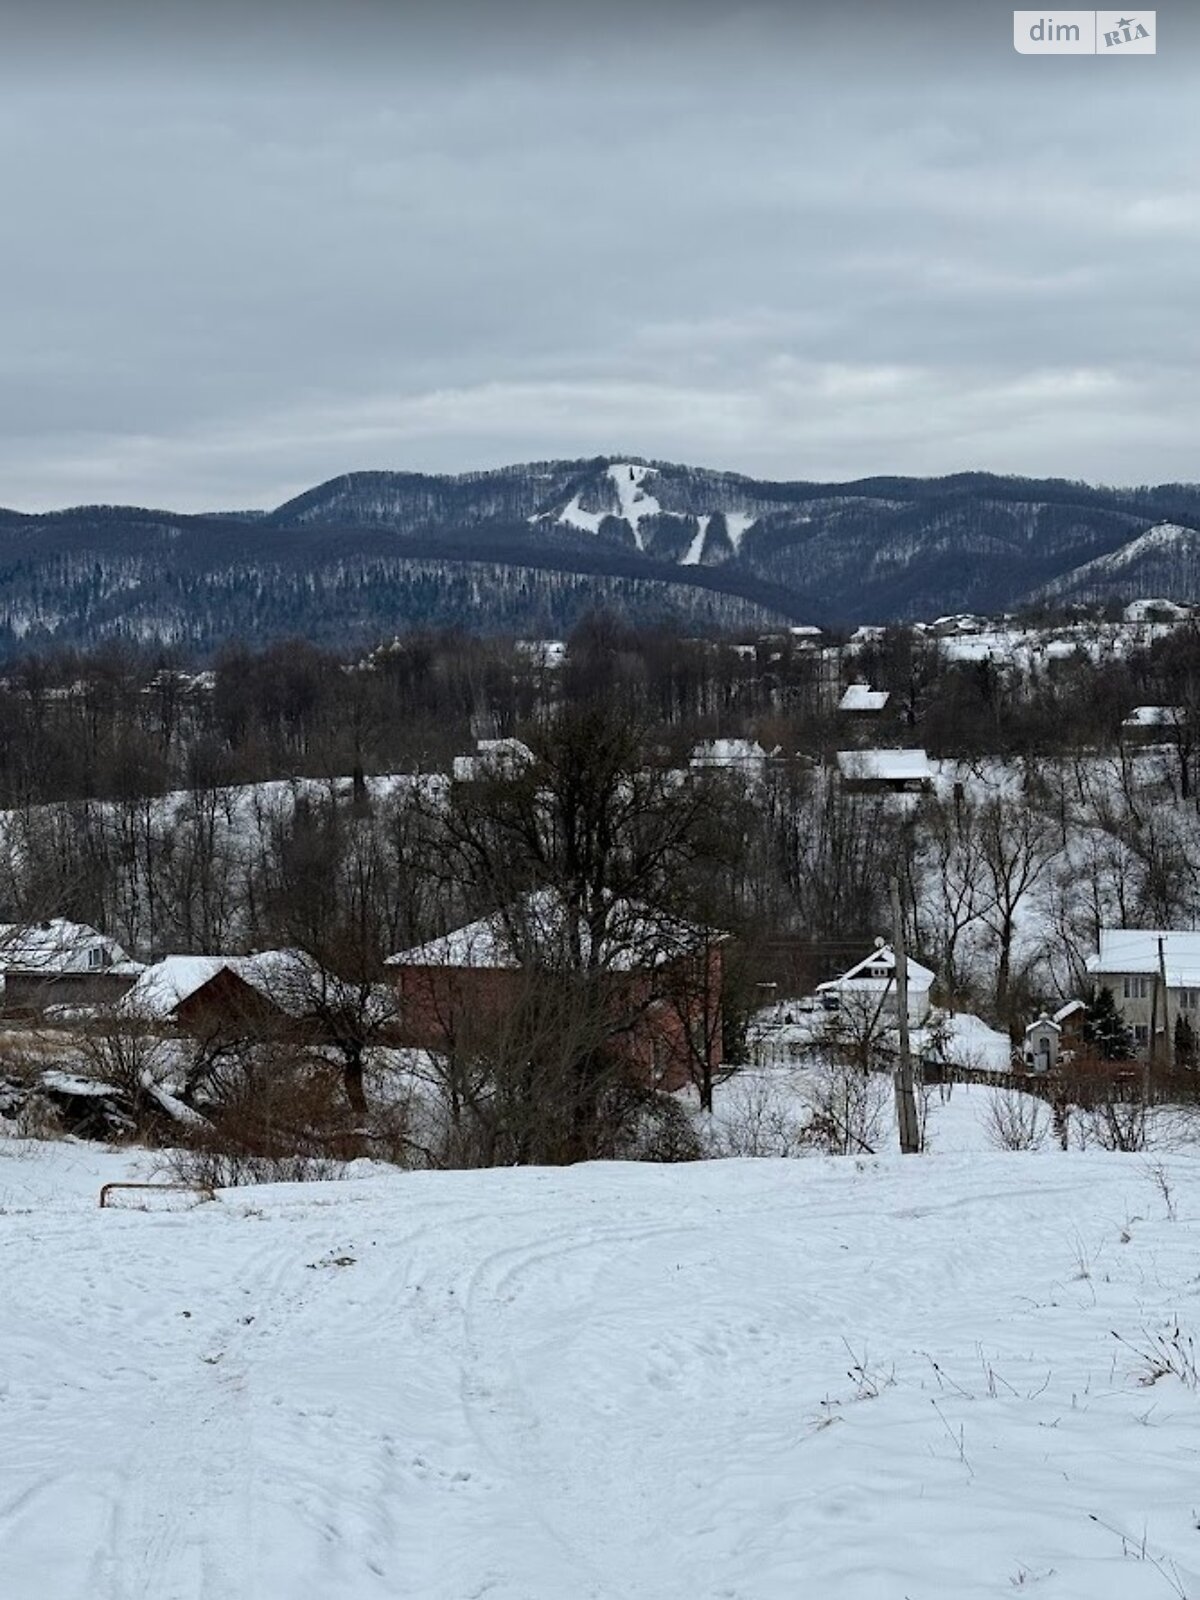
[3, 1142, 1200, 1598]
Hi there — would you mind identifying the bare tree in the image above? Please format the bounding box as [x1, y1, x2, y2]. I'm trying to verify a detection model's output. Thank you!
[414, 704, 740, 1160]
[250, 792, 408, 1116]
[977, 796, 1054, 1021]
[917, 793, 987, 1002]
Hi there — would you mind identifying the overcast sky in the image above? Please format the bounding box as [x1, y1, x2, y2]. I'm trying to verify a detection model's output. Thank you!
[1, 0, 1196, 510]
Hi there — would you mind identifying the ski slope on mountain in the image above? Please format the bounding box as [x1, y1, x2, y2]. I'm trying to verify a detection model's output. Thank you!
[3, 1137, 1200, 1600]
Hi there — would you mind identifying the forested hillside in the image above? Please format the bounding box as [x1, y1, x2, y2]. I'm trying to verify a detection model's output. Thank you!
[4, 460, 1200, 653]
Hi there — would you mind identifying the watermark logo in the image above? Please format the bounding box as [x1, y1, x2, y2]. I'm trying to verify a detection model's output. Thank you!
[1097, 11, 1155, 49]
[1013, 11, 1156, 53]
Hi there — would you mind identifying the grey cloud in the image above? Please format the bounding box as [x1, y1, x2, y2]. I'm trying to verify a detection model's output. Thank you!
[0, 0, 1195, 509]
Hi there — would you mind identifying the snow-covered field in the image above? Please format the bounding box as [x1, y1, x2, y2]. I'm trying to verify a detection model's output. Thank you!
[4, 1134, 1200, 1599]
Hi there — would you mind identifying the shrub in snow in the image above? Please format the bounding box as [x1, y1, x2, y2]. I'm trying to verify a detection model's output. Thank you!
[984, 1087, 1049, 1152]
[801, 1058, 891, 1156]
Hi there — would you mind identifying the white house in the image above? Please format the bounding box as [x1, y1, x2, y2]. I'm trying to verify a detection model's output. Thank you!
[930, 614, 987, 638]
[689, 738, 772, 780]
[1086, 929, 1200, 1055]
[816, 943, 935, 1028]
[1125, 599, 1190, 623]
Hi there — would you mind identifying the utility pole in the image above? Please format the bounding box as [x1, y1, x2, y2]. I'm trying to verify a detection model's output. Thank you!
[1158, 934, 1172, 1075]
[890, 876, 921, 1154]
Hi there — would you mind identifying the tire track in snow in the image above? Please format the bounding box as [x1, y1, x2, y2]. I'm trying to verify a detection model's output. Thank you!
[452, 1211, 715, 1598]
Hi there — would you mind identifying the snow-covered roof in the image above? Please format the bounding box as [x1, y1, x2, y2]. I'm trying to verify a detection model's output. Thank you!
[836, 749, 934, 783]
[120, 950, 336, 1022]
[689, 738, 769, 768]
[931, 614, 985, 634]
[1053, 999, 1086, 1024]
[787, 625, 823, 638]
[838, 684, 890, 713]
[387, 888, 716, 972]
[120, 956, 240, 1020]
[1121, 705, 1184, 728]
[1125, 598, 1189, 622]
[0, 919, 131, 974]
[1025, 1013, 1061, 1037]
[452, 738, 535, 782]
[1087, 929, 1200, 988]
[817, 943, 936, 997]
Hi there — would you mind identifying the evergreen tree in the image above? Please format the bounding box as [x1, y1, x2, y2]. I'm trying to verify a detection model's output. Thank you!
[1174, 1012, 1197, 1068]
[1082, 986, 1136, 1061]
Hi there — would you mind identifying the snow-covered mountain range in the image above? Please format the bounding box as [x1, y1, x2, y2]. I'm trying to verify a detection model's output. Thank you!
[2, 456, 1199, 652]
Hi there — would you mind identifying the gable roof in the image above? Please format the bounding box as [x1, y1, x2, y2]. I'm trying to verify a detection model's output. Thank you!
[838, 684, 890, 713]
[387, 888, 717, 973]
[836, 748, 934, 783]
[120, 956, 258, 1021]
[1025, 1013, 1061, 1037]
[1053, 999, 1087, 1024]
[1088, 929, 1200, 988]
[689, 738, 769, 767]
[451, 738, 535, 782]
[817, 943, 936, 996]
[1122, 705, 1184, 728]
[0, 919, 133, 974]
[120, 950, 338, 1022]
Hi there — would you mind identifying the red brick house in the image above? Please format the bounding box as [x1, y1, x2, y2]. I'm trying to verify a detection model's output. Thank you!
[385, 890, 725, 1093]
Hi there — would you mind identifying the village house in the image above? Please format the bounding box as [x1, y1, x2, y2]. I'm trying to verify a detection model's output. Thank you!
[930, 614, 987, 638]
[816, 942, 935, 1029]
[122, 950, 394, 1046]
[838, 683, 890, 717]
[1086, 929, 1200, 1058]
[0, 920, 141, 1014]
[120, 955, 299, 1036]
[689, 738, 773, 782]
[1120, 706, 1184, 746]
[836, 748, 935, 794]
[385, 889, 724, 1092]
